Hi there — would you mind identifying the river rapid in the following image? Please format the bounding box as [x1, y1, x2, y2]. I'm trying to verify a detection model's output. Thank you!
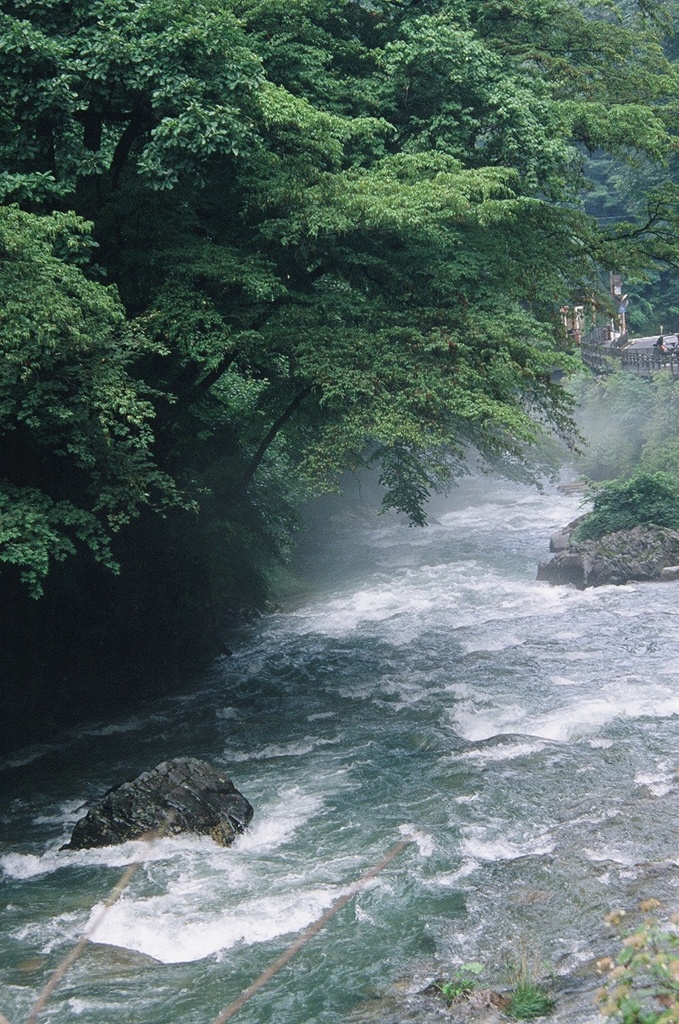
[2, 478, 679, 1024]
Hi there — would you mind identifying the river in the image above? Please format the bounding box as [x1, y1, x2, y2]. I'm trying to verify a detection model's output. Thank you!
[2, 478, 679, 1024]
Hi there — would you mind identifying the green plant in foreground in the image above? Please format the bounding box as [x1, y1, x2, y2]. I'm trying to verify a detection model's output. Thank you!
[436, 961, 484, 1003]
[505, 952, 554, 1020]
[506, 979, 555, 1020]
[598, 901, 679, 1024]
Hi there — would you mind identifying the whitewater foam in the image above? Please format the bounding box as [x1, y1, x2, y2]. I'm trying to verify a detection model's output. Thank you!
[453, 679, 679, 744]
[222, 735, 342, 762]
[460, 832, 555, 862]
[0, 835, 217, 881]
[234, 790, 325, 851]
[32, 800, 86, 826]
[635, 762, 675, 797]
[87, 885, 340, 963]
[584, 846, 638, 867]
[455, 740, 548, 764]
[398, 824, 434, 857]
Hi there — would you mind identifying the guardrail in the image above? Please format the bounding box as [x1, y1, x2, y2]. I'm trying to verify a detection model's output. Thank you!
[619, 348, 679, 376]
[580, 343, 613, 373]
[581, 326, 611, 347]
[581, 339, 679, 377]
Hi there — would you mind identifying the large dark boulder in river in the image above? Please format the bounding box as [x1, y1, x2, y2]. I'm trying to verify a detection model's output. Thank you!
[63, 757, 253, 850]
[537, 524, 679, 589]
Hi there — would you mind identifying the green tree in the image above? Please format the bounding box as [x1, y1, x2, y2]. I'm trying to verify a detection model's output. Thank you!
[0, 205, 180, 596]
[3, 0, 679, 737]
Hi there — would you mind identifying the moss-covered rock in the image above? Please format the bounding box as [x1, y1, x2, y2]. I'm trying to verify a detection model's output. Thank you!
[537, 525, 679, 589]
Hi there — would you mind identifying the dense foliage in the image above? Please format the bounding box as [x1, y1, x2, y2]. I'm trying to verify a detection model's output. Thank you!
[569, 369, 679, 482]
[575, 472, 679, 539]
[0, 205, 185, 597]
[3, 0, 679, 738]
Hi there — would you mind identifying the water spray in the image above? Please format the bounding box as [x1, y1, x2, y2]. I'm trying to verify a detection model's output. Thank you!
[3, 832, 411, 1024]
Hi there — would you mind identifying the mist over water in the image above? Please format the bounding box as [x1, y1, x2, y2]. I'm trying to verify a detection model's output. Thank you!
[2, 477, 679, 1024]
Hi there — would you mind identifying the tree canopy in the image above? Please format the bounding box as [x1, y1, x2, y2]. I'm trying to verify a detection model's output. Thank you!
[2, 0, 679, 722]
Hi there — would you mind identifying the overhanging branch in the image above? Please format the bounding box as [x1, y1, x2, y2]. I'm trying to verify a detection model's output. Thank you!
[240, 386, 313, 491]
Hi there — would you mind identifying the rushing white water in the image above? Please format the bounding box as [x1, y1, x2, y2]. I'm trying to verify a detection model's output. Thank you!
[2, 478, 679, 1024]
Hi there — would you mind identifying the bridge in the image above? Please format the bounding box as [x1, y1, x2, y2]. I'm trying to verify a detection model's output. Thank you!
[580, 326, 679, 377]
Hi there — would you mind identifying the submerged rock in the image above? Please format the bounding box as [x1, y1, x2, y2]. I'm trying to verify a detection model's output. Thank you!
[62, 757, 253, 850]
[538, 524, 679, 589]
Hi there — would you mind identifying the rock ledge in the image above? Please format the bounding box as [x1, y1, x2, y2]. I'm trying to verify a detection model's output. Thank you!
[537, 524, 679, 589]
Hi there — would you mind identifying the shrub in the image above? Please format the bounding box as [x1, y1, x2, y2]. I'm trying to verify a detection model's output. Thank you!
[435, 962, 484, 1003]
[575, 473, 679, 541]
[505, 953, 554, 1021]
[598, 903, 679, 1024]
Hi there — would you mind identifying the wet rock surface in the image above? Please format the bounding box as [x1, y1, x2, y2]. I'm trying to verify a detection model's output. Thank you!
[538, 524, 679, 588]
[344, 979, 603, 1024]
[345, 777, 679, 1024]
[62, 757, 253, 850]
[549, 515, 587, 553]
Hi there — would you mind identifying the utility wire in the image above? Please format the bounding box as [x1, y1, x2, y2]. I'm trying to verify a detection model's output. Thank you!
[23, 816, 176, 1024]
[24, 859, 144, 1024]
[4, 831, 410, 1024]
[210, 838, 411, 1024]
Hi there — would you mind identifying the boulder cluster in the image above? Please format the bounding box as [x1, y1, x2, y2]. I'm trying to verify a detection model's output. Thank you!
[537, 521, 679, 589]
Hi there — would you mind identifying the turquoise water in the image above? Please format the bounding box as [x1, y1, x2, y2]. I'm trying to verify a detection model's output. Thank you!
[2, 479, 679, 1024]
